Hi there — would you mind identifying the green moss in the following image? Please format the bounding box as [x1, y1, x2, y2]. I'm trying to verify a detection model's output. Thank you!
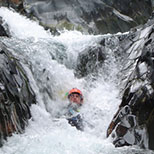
[58, 20, 74, 30]
[40, 20, 84, 33]
[76, 25, 83, 32]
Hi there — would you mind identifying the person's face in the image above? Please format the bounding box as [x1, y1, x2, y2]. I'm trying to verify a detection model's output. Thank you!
[69, 93, 82, 104]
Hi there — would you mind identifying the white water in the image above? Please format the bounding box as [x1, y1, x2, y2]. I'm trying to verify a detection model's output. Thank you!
[0, 7, 153, 154]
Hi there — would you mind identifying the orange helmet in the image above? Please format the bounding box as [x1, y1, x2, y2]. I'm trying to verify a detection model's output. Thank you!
[68, 88, 83, 100]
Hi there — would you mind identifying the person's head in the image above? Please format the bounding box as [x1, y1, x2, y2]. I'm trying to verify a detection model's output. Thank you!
[68, 88, 83, 105]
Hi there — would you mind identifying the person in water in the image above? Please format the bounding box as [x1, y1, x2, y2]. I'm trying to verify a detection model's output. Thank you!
[66, 88, 84, 130]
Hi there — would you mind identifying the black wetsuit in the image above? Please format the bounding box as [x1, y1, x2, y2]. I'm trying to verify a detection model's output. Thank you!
[66, 103, 84, 131]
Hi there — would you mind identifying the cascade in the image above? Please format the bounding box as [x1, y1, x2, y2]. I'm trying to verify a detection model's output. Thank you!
[0, 7, 153, 154]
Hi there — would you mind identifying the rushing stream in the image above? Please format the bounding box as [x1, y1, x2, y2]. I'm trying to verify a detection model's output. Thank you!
[0, 7, 153, 154]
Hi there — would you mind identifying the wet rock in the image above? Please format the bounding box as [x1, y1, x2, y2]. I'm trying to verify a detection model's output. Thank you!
[105, 0, 152, 24]
[0, 22, 8, 37]
[0, 0, 26, 14]
[75, 45, 106, 78]
[107, 20, 154, 150]
[152, 0, 154, 8]
[22, 0, 152, 34]
[0, 17, 9, 37]
[0, 45, 36, 146]
[0, 0, 152, 34]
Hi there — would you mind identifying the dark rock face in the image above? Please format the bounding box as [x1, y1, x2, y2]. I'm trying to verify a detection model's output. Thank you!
[151, 0, 154, 8]
[0, 0, 22, 7]
[22, 0, 152, 34]
[0, 0, 25, 14]
[0, 18, 9, 37]
[107, 21, 154, 150]
[0, 0, 152, 34]
[0, 45, 36, 146]
[75, 44, 106, 78]
[0, 25, 8, 37]
[105, 0, 152, 24]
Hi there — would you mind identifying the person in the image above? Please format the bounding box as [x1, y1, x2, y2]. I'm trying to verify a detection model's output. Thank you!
[66, 88, 84, 131]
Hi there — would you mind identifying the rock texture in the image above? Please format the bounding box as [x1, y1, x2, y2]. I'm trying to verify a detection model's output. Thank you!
[75, 44, 106, 78]
[1, 0, 154, 150]
[0, 18, 9, 37]
[0, 44, 36, 146]
[106, 20, 154, 150]
[0, 0, 25, 14]
[1, 0, 152, 34]
[22, 0, 152, 34]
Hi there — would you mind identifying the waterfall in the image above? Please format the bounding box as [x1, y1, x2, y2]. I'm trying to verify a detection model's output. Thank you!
[0, 7, 153, 154]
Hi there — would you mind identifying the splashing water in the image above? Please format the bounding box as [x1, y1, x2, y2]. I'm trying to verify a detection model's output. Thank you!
[0, 7, 153, 154]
